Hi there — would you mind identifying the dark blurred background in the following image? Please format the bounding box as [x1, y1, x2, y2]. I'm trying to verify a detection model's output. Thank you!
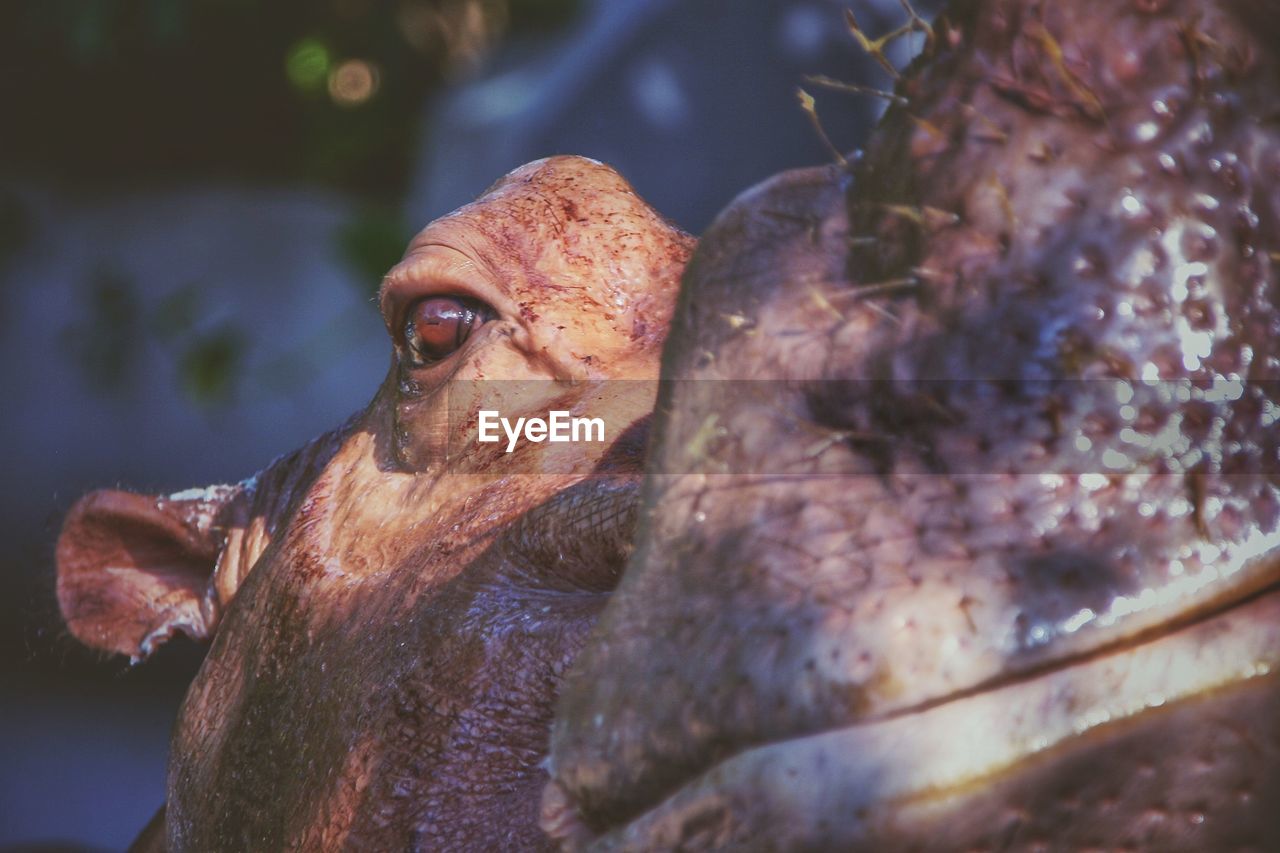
[0, 0, 934, 847]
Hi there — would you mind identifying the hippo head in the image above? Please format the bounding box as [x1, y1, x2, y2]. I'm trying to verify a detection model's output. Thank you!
[56, 155, 694, 849]
[544, 0, 1280, 848]
[56, 0, 1280, 849]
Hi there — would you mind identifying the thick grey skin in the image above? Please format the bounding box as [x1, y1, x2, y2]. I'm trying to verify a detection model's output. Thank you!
[545, 0, 1280, 847]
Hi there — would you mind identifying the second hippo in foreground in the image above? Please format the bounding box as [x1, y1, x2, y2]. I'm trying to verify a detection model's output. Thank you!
[546, 0, 1280, 848]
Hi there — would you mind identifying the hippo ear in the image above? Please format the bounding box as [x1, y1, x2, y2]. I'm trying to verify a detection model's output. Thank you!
[56, 487, 233, 661]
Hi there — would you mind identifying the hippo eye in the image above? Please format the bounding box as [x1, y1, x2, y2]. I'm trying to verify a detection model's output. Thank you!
[403, 296, 491, 365]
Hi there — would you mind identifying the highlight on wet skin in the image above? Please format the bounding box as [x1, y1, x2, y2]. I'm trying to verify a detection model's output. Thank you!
[49, 0, 1280, 850]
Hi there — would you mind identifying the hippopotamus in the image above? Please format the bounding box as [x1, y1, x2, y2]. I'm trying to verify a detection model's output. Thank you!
[544, 0, 1280, 848]
[57, 0, 1280, 849]
[57, 155, 695, 849]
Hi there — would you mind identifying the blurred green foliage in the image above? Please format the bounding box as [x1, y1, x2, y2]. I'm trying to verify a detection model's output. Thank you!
[66, 272, 250, 405]
[1, 0, 581, 199]
[336, 208, 415, 297]
[286, 38, 333, 92]
[148, 284, 205, 344]
[11, 0, 583, 406]
[64, 269, 143, 391]
[179, 326, 247, 404]
[0, 192, 32, 266]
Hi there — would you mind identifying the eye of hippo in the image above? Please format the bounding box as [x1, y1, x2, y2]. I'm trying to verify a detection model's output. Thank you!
[53, 155, 697, 850]
[402, 295, 494, 365]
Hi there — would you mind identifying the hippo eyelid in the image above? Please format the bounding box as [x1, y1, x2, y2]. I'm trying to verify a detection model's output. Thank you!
[379, 243, 515, 343]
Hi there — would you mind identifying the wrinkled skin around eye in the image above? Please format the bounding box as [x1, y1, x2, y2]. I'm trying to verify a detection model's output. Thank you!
[404, 296, 488, 363]
[46, 156, 697, 852]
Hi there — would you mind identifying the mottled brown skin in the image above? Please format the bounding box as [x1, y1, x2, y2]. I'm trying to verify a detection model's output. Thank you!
[545, 0, 1280, 848]
[57, 1, 1280, 848]
[56, 156, 694, 850]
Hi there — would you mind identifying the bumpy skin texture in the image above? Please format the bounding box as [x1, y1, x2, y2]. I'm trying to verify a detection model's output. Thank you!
[546, 0, 1280, 848]
[166, 158, 692, 852]
[57, 1, 1280, 847]
[57, 157, 694, 851]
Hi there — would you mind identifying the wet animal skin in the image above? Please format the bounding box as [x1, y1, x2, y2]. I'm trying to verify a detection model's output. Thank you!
[545, 0, 1280, 848]
[55, 0, 1280, 849]
[57, 157, 694, 850]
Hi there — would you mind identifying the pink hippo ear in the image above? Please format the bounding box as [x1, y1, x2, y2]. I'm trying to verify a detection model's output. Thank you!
[56, 486, 237, 662]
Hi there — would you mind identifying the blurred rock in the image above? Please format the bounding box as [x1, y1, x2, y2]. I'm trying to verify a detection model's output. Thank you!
[411, 0, 938, 232]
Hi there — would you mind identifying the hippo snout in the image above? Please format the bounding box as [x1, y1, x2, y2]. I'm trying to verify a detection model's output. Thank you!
[544, 0, 1280, 847]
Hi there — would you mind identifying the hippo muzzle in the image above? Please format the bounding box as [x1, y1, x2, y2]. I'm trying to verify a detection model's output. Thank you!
[544, 0, 1280, 848]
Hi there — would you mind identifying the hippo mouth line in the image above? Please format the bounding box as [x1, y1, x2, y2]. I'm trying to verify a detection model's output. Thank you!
[573, 566, 1280, 848]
